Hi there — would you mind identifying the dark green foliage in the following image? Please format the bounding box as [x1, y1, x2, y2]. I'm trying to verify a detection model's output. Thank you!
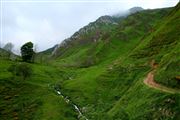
[8, 63, 32, 80]
[156, 57, 180, 89]
[21, 42, 35, 62]
[0, 77, 42, 120]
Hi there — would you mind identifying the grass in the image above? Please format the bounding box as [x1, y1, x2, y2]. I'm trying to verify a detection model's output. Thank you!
[49, 5, 180, 120]
[0, 59, 77, 120]
[131, 4, 180, 89]
[0, 4, 179, 120]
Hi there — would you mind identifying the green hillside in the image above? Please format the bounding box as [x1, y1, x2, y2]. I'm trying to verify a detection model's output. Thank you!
[0, 48, 18, 61]
[131, 3, 180, 89]
[52, 8, 172, 68]
[106, 4, 180, 119]
[35, 45, 58, 63]
[52, 4, 180, 120]
[0, 3, 180, 120]
[0, 60, 78, 119]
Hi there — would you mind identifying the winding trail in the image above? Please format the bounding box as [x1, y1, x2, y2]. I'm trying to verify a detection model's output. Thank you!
[144, 71, 180, 94]
[143, 60, 180, 94]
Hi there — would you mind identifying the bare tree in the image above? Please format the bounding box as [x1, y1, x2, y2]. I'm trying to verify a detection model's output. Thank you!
[3, 42, 14, 52]
[3, 42, 14, 59]
[32, 44, 38, 62]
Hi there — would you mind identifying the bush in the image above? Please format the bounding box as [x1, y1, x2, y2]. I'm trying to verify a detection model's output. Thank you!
[8, 63, 32, 80]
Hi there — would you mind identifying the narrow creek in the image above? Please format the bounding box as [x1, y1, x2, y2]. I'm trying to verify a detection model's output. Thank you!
[52, 85, 88, 120]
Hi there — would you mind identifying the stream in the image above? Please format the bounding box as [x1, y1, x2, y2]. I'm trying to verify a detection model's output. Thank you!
[52, 85, 88, 120]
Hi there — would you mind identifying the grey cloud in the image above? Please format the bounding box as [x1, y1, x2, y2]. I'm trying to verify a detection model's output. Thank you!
[0, 0, 179, 53]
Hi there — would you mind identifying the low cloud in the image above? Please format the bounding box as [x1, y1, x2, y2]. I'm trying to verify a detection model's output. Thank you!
[1, 0, 178, 53]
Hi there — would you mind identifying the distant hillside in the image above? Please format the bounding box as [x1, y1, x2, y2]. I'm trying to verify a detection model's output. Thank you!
[38, 44, 58, 55]
[51, 7, 171, 68]
[0, 48, 18, 60]
[52, 15, 123, 58]
[52, 7, 144, 58]
[35, 45, 58, 63]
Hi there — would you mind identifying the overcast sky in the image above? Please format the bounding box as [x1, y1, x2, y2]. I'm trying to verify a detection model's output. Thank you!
[0, 0, 179, 53]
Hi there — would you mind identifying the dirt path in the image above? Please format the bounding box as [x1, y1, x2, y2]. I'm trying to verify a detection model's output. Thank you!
[144, 71, 180, 94]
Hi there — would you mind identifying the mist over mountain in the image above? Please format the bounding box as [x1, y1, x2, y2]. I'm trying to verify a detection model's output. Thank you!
[50, 6, 144, 57]
[129, 7, 144, 13]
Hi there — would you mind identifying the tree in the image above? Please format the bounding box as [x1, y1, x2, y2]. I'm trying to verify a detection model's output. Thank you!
[3, 42, 14, 52]
[33, 44, 38, 62]
[21, 42, 35, 62]
[3, 42, 14, 59]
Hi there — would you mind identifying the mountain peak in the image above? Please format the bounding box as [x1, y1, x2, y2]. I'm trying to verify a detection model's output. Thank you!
[94, 15, 120, 26]
[129, 7, 144, 13]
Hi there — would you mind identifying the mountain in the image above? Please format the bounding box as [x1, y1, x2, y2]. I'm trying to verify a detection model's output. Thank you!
[129, 6, 144, 13]
[0, 48, 18, 60]
[35, 44, 58, 63]
[38, 44, 58, 55]
[52, 7, 171, 68]
[131, 3, 180, 89]
[0, 3, 179, 120]
[52, 7, 144, 58]
[50, 4, 180, 120]
[52, 15, 123, 58]
[105, 3, 180, 119]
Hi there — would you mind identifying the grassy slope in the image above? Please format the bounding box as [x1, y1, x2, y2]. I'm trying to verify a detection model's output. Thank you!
[0, 5, 179, 120]
[53, 8, 170, 68]
[107, 4, 180, 120]
[52, 6, 180, 120]
[132, 3, 180, 89]
[0, 60, 77, 120]
[35, 45, 57, 63]
[0, 48, 9, 58]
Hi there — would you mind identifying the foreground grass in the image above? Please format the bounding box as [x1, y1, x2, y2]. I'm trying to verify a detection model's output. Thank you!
[0, 60, 77, 120]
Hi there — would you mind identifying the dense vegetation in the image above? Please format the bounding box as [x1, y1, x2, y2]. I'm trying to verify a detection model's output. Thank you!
[21, 42, 35, 62]
[0, 3, 179, 120]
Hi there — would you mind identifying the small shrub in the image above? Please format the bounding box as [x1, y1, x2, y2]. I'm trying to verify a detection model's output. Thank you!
[8, 63, 32, 80]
